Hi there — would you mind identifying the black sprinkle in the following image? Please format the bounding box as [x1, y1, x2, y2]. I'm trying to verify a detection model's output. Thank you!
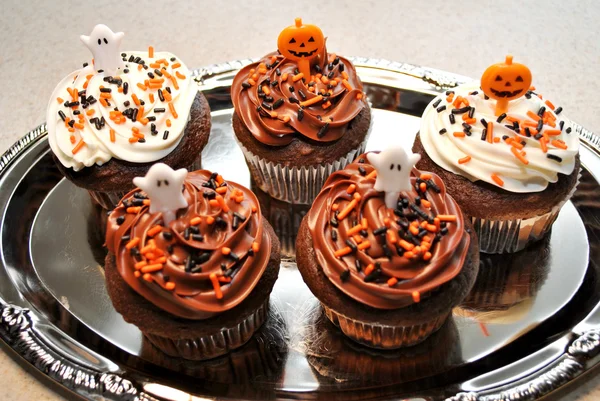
[192, 234, 204, 242]
[449, 114, 456, 124]
[116, 215, 125, 225]
[452, 106, 471, 114]
[273, 99, 284, 109]
[481, 129, 488, 141]
[346, 239, 357, 252]
[439, 128, 447, 135]
[436, 105, 447, 113]
[547, 154, 563, 162]
[298, 89, 307, 100]
[330, 218, 339, 228]
[468, 107, 475, 118]
[534, 133, 543, 140]
[536, 119, 544, 132]
[297, 108, 304, 121]
[480, 118, 488, 127]
[566, 127, 572, 134]
[555, 106, 563, 115]
[358, 166, 367, 175]
[432, 99, 441, 108]
[242, 82, 251, 89]
[317, 123, 330, 138]
[373, 227, 387, 236]
[340, 270, 350, 282]
[58, 111, 66, 121]
[496, 113, 507, 123]
[163, 130, 169, 140]
[537, 106, 546, 117]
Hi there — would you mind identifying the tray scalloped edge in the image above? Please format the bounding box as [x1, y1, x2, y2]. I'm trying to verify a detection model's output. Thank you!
[0, 58, 599, 401]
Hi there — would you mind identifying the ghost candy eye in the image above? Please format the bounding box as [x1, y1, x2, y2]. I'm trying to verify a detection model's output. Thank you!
[164, 180, 169, 186]
[157, 180, 161, 187]
[389, 163, 394, 170]
[97, 39, 101, 45]
[103, 37, 108, 44]
[397, 164, 401, 171]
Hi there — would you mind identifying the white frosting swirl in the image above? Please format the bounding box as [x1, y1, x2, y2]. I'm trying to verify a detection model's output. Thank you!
[420, 82, 579, 193]
[47, 51, 197, 171]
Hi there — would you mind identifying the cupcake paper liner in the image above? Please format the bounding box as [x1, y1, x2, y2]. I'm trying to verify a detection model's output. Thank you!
[144, 299, 269, 361]
[322, 305, 449, 349]
[88, 156, 203, 210]
[473, 170, 582, 254]
[238, 142, 367, 204]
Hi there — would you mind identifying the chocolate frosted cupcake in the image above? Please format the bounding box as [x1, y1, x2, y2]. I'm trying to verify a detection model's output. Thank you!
[104, 164, 280, 360]
[47, 24, 211, 209]
[415, 56, 579, 253]
[296, 147, 479, 348]
[231, 18, 371, 204]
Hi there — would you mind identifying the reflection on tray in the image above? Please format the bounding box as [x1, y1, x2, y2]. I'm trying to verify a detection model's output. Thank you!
[253, 183, 310, 258]
[304, 309, 462, 389]
[456, 237, 551, 324]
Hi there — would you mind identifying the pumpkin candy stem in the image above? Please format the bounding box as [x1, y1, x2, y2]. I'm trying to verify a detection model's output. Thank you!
[277, 18, 325, 81]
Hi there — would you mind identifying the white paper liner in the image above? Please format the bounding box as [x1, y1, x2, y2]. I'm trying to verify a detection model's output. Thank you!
[322, 305, 449, 349]
[144, 299, 269, 361]
[238, 142, 367, 204]
[472, 170, 582, 254]
[88, 156, 203, 210]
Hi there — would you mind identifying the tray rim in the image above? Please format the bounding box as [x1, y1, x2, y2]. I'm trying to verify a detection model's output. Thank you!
[0, 57, 599, 401]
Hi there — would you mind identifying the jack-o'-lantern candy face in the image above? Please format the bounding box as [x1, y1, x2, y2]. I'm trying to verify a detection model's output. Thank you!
[481, 55, 532, 101]
[277, 18, 324, 61]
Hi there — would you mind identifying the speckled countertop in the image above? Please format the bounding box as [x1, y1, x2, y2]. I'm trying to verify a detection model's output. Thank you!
[1, 0, 599, 399]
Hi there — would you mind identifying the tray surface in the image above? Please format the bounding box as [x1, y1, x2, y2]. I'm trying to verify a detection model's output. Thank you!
[1, 58, 600, 401]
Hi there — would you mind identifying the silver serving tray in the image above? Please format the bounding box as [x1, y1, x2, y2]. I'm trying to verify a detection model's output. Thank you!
[1, 58, 600, 401]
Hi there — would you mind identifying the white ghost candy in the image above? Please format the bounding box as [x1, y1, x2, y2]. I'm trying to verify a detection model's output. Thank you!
[369, 147, 421, 209]
[133, 163, 188, 224]
[80, 24, 124, 76]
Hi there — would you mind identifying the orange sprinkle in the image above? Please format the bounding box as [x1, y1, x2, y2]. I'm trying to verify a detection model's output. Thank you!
[164, 282, 176, 291]
[141, 264, 163, 273]
[511, 147, 529, 164]
[527, 110, 541, 121]
[247, 78, 256, 86]
[494, 137, 501, 143]
[419, 182, 427, 192]
[166, 119, 172, 127]
[404, 251, 415, 259]
[545, 100, 555, 110]
[125, 237, 140, 249]
[545, 129, 562, 136]
[337, 199, 358, 220]
[251, 206, 257, 213]
[280, 73, 288, 81]
[322, 101, 332, 109]
[357, 241, 371, 250]
[73, 122, 84, 130]
[215, 186, 227, 195]
[331, 203, 339, 212]
[175, 71, 186, 80]
[69, 136, 76, 144]
[154, 256, 167, 264]
[437, 215, 457, 222]
[136, 83, 147, 91]
[399, 240, 415, 251]
[320, 76, 330, 85]
[292, 73, 304, 82]
[142, 273, 153, 282]
[423, 252, 432, 261]
[347, 225, 363, 237]
[409, 226, 419, 236]
[261, 85, 271, 96]
[140, 243, 156, 254]
[216, 194, 230, 212]
[168, 102, 178, 119]
[334, 247, 352, 258]
[127, 206, 141, 213]
[540, 137, 549, 153]
[453, 132, 465, 138]
[170, 76, 179, 90]
[72, 139, 85, 154]
[189, 217, 202, 226]
[300, 95, 323, 108]
[491, 173, 504, 187]
[464, 118, 477, 125]
[56, 97, 64, 104]
[510, 139, 524, 150]
[421, 199, 432, 209]
[99, 98, 108, 107]
[132, 132, 144, 139]
[147, 226, 163, 237]
[341, 71, 349, 80]
[221, 247, 231, 255]
[218, 276, 232, 283]
[412, 291, 421, 303]
[365, 169, 377, 179]
[252, 242, 260, 253]
[209, 199, 219, 207]
[426, 224, 437, 232]
[346, 184, 356, 194]
[134, 261, 147, 270]
[279, 115, 291, 123]
[356, 93, 363, 100]
[364, 264, 375, 276]
[387, 277, 398, 287]
[148, 46, 154, 58]
[342, 79, 353, 91]
[551, 139, 568, 150]
[209, 273, 223, 299]
[487, 121, 494, 143]
[458, 156, 471, 164]
[206, 216, 215, 225]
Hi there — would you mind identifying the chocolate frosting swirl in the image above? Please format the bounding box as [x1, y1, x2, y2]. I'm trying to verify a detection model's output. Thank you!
[231, 50, 367, 146]
[307, 153, 470, 309]
[106, 170, 271, 320]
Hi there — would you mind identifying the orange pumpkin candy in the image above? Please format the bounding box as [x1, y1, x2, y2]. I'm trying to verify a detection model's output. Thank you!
[481, 55, 532, 116]
[277, 18, 324, 79]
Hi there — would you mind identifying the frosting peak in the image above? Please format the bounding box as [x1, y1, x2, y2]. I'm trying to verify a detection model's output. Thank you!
[105, 170, 271, 320]
[420, 82, 579, 192]
[307, 153, 470, 309]
[231, 50, 367, 146]
[47, 49, 197, 171]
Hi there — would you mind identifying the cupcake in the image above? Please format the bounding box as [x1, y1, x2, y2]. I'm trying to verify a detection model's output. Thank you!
[231, 18, 371, 204]
[104, 164, 280, 360]
[47, 24, 211, 209]
[414, 55, 580, 253]
[296, 146, 479, 348]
